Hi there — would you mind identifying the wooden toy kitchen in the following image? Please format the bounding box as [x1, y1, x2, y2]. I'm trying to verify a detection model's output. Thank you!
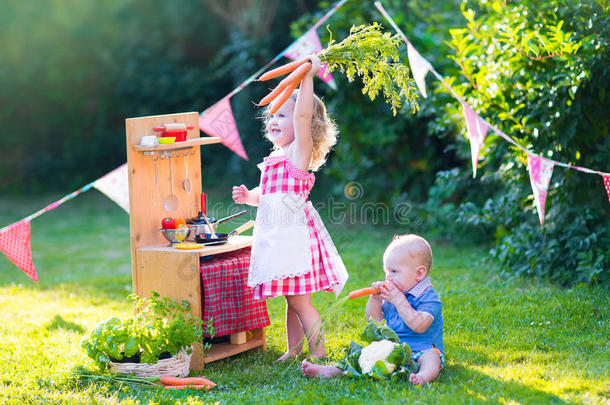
[125, 111, 268, 371]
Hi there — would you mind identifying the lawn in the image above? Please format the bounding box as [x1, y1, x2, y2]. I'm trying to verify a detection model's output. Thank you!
[0, 192, 608, 404]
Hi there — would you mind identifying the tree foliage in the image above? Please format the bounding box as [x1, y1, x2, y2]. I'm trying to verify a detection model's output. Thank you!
[434, 0, 609, 285]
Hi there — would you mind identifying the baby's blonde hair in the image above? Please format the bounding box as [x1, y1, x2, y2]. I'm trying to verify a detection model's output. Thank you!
[262, 90, 338, 171]
[384, 234, 433, 274]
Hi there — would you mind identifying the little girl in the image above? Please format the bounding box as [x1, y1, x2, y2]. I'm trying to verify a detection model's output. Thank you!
[232, 56, 348, 360]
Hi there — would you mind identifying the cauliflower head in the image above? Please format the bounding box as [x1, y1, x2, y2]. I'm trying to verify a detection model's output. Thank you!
[358, 339, 398, 375]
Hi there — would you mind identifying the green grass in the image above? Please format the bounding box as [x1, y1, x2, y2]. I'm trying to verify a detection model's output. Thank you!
[0, 192, 608, 404]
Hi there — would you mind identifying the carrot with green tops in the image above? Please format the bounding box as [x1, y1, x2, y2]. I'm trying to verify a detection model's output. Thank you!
[258, 58, 308, 81]
[256, 23, 421, 116]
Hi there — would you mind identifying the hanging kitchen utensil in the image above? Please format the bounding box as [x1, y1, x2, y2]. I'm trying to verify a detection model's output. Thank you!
[183, 153, 192, 193]
[163, 154, 179, 212]
[153, 159, 160, 207]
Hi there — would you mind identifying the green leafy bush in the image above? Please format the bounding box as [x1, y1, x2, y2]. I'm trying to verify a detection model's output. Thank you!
[81, 292, 213, 370]
[432, 0, 609, 285]
[491, 205, 609, 285]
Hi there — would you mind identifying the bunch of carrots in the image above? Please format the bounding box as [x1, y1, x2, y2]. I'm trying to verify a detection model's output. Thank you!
[257, 22, 419, 117]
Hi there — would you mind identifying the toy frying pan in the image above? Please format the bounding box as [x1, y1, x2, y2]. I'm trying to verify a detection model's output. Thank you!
[194, 220, 254, 245]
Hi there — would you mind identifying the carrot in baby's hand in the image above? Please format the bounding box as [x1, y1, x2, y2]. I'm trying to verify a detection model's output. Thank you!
[348, 287, 382, 299]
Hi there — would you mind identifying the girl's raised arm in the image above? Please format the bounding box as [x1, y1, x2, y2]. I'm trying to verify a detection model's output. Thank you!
[292, 56, 321, 172]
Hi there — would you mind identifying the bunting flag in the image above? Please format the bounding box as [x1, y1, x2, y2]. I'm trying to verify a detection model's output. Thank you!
[376, 2, 610, 207]
[0, 220, 38, 282]
[527, 154, 555, 226]
[461, 102, 490, 178]
[93, 164, 130, 213]
[284, 29, 337, 90]
[407, 42, 432, 98]
[199, 97, 248, 160]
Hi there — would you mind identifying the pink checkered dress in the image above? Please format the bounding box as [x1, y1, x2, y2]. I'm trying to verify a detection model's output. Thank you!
[248, 154, 348, 300]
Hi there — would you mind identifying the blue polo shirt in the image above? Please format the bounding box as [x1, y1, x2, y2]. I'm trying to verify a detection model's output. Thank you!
[381, 276, 444, 353]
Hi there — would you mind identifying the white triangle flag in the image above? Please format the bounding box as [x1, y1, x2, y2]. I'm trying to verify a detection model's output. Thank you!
[461, 102, 490, 178]
[407, 42, 431, 98]
[93, 164, 130, 213]
[527, 154, 555, 226]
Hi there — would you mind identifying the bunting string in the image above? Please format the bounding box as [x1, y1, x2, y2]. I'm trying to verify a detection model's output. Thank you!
[0, 165, 128, 281]
[3, 1, 608, 281]
[375, 1, 608, 225]
[2, 184, 95, 233]
[199, 0, 346, 159]
[375, 1, 608, 177]
[208, 0, 346, 106]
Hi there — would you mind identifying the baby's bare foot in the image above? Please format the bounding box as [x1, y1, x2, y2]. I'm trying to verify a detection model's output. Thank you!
[276, 351, 298, 362]
[409, 372, 427, 386]
[301, 360, 342, 378]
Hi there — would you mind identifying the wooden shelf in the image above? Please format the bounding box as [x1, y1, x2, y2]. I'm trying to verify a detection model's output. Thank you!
[139, 235, 253, 256]
[133, 136, 222, 152]
[203, 328, 266, 364]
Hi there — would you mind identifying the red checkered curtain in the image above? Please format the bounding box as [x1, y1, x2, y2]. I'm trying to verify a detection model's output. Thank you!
[200, 248, 269, 337]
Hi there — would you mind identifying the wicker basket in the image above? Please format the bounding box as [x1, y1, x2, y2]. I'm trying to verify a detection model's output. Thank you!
[109, 347, 192, 377]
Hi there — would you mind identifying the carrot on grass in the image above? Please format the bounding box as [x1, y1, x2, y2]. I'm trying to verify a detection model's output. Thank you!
[348, 287, 382, 299]
[165, 384, 211, 391]
[258, 58, 308, 81]
[267, 74, 304, 116]
[160, 376, 215, 387]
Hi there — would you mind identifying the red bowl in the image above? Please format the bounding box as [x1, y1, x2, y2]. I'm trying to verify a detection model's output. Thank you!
[162, 131, 187, 142]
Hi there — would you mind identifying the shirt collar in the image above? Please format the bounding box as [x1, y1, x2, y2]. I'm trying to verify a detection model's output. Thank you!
[406, 276, 432, 298]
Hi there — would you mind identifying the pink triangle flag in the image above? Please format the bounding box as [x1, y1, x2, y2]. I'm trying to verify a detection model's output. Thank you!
[284, 29, 337, 90]
[407, 43, 431, 98]
[461, 102, 490, 178]
[93, 164, 129, 213]
[0, 220, 38, 282]
[527, 154, 555, 226]
[603, 174, 610, 202]
[199, 97, 248, 160]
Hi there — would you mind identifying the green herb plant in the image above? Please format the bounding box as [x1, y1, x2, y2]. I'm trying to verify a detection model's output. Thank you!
[81, 291, 213, 370]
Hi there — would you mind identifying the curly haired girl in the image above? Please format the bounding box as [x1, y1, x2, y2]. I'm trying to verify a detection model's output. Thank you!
[232, 56, 349, 360]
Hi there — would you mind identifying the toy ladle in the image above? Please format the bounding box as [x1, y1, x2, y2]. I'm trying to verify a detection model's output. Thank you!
[163, 154, 179, 212]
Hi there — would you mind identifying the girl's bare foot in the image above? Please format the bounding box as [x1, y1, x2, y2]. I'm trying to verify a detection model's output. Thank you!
[409, 372, 427, 386]
[276, 351, 298, 362]
[301, 360, 343, 378]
